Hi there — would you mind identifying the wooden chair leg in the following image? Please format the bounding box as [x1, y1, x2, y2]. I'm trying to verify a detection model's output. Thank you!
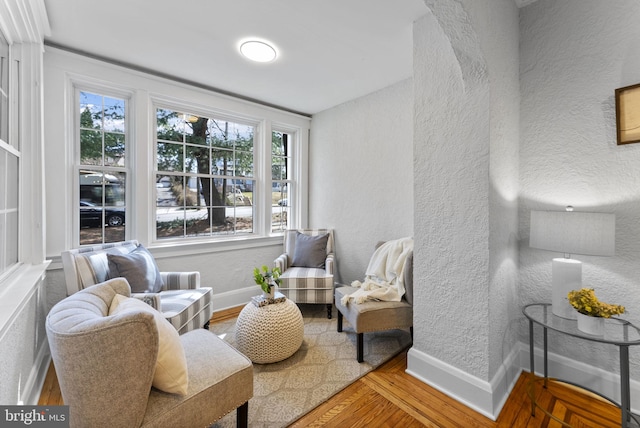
[357, 333, 364, 363]
[237, 402, 248, 428]
[326, 304, 332, 319]
[337, 310, 343, 332]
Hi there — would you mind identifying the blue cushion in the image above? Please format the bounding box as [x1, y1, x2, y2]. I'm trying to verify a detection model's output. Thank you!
[108, 245, 163, 293]
[291, 232, 329, 268]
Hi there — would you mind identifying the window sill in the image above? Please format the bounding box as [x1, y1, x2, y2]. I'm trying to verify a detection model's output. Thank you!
[46, 234, 285, 269]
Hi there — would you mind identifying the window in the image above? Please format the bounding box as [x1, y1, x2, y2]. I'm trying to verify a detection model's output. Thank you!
[64, 63, 308, 248]
[0, 31, 19, 279]
[155, 108, 255, 239]
[271, 130, 292, 232]
[77, 90, 127, 245]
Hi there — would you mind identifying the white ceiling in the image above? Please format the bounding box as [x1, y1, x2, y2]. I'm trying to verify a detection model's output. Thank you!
[43, 0, 428, 116]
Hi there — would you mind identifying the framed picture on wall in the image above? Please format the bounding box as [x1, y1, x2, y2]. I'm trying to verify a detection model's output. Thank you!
[615, 83, 640, 145]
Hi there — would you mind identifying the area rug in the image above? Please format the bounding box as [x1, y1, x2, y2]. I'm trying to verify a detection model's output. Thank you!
[210, 303, 412, 428]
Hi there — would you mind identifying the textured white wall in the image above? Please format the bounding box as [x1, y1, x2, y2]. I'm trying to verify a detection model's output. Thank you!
[412, 6, 491, 381]
[0, 277, 49, 405]
[461, 0, 520, 380]
[309, 79, 414, 284]
[520, 0, 640, 378]
[409, 0, 519, 417]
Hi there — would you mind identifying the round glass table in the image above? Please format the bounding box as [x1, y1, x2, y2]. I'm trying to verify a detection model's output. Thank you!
[523, 303, 640, 427]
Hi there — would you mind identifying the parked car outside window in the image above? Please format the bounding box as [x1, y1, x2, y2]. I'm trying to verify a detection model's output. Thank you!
[80, 201, 126, 227]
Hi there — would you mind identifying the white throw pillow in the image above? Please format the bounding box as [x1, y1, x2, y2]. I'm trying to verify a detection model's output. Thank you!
[109, 294, 188, 395]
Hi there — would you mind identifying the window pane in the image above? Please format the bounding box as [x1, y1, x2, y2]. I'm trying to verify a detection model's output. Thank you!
[272, 158, 286, 180]
[104, 132, 125, 166]
[235, 150, 253, 177]
[0, 32, 8, 144]
[185, 117, 206, 146]
[271, 131, 292, 232]
[80, 129, 102, 165]
[6, 210, 17, 265]
[6, 153, 17, 209]
[80, 92, 104, 130]
[0, 151, 5, 212]
[213, 148, 234, 175]
[186, 178, 202, 208]
[156, 108, 185, 142]
[103, 96, 125, 133]
[0, 213, 5, 271]
[78, 170, 126, 245]
[185, 145, 209, 174]
[157, 142, 184, 172]
[80, 92, 127, 169]
[156, 175, 182, 208]
[272, 132, 285, 156]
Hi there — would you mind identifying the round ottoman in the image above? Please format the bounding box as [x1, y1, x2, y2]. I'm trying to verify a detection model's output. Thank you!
[235, 298, 304, 364]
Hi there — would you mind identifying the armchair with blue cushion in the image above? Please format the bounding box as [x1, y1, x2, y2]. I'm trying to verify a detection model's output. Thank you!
[274, 229, 335, 318]
[61, 240, 213, 334]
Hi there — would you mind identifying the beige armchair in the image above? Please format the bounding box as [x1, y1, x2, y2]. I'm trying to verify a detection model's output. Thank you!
[46, 278, 253, 428]
[61, 240, 212, 334]
[275, 229, 335, 318]
[334, 240, 413, 363]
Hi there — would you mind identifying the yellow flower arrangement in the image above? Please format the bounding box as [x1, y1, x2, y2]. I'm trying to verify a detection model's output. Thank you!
[567, 288, 625, 318]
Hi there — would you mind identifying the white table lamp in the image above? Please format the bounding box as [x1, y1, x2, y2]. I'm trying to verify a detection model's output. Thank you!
[530, 207, 615, 319]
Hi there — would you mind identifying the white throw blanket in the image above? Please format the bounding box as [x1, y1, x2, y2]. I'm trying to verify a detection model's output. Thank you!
[341, 237, 413, 305]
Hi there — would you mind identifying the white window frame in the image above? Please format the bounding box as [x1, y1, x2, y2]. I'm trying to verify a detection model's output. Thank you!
[270, 124, 301, 233]
[0, 32, 19, 282]
[71, 83, 133, 247]
[50, 48, 310, 254]
[151, 97, 303, 244]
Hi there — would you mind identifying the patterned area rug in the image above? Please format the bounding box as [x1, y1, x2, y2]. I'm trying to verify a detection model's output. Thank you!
[210, 303, 412, 428]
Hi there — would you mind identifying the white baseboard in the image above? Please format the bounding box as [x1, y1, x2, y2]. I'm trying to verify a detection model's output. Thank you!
[407, 341, 640, 420]
[211, 285, 256, 312]
[406, 343, 522, 420]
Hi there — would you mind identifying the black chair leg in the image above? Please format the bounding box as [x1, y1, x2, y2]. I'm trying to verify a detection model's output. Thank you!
[326, 304, 332, 319]
[237, 402, 248, 428]
[337, 311, 343, 332]
[357, 333, 364, 363]
[203, 320, 210, 330]
[410, 326, 414, 341]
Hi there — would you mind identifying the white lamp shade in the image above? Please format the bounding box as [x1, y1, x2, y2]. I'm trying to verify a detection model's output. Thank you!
[530, 211, 615, 256]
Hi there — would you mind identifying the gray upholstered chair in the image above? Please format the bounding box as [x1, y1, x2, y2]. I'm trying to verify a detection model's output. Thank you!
[46, 278, 253, 428]
[274, 229, 335, 318]
[61, 240, 212, 334]
[334, 242, 413, 363]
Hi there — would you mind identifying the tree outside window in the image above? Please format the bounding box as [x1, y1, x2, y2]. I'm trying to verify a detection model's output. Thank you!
[155, 108, 254, 239]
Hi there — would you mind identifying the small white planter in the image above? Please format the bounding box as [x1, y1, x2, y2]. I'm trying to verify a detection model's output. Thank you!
[577, 312, 604, 336]
[262, 286, 275, 300]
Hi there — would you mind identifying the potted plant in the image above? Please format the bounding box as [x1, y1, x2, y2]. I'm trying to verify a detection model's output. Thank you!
[253, 265, 281, 299]
[567, 288, 625, 335]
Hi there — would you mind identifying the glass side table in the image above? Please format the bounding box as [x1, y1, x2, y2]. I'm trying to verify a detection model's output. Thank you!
[523, 303, 640, 427]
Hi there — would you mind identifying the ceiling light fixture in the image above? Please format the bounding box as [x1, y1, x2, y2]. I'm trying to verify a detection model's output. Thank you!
[239, 40, 277, 63]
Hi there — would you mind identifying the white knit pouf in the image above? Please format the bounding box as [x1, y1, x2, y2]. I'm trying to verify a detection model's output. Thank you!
[235, 298, 304, 364]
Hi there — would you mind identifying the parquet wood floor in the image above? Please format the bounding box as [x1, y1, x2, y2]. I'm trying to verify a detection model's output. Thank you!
[40, 307, 625, 427]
